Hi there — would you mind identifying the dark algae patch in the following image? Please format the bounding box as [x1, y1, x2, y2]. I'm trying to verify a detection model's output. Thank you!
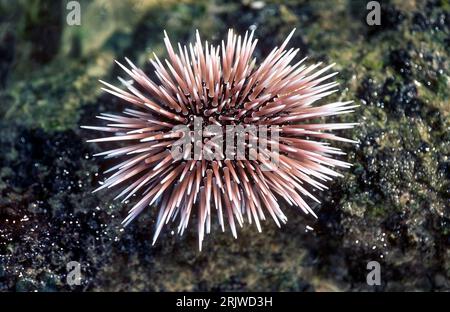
[0, 0, 449, 291]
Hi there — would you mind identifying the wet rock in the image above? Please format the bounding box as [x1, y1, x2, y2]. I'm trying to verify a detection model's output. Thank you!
[0, 30, 14, 88]
[381, 78, 424, 118]
[412, 12, 430, 31]
[22, 1, 62, 64]
[0, 124, 117, 291]
[366, 3, 405, 36]
[389, 49, 413, 78]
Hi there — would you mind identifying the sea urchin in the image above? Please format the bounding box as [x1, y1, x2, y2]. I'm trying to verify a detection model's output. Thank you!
[82, 29, 357, 250]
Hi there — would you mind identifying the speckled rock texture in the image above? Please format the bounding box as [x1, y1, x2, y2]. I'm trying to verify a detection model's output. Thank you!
[0, 0, 449, 291]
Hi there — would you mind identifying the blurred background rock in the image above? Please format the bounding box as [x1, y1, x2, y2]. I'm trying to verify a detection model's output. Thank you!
[0, 0, 448, 291]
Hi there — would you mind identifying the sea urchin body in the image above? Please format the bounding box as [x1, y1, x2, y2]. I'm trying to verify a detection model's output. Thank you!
[83, 29, 357, 250]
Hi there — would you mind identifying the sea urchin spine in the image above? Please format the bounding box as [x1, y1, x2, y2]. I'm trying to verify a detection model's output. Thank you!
[82, 29, 357, 250]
